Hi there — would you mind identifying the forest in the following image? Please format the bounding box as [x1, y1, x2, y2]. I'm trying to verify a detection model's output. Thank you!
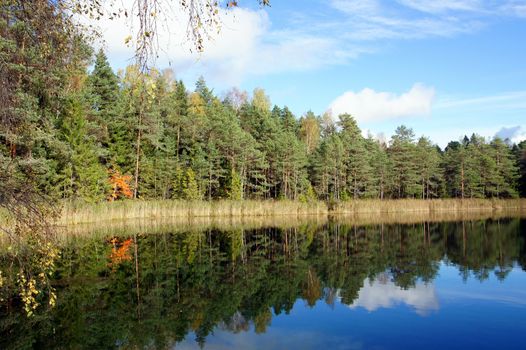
[1, 2, 525, 207]
[6, 48, 526, 203]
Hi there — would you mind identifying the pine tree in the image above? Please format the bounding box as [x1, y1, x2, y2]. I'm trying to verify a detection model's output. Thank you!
[388, 126, 419, 198]
[515, 141, 526, 197]
[491, 137, 519, 198]
[415, 137, 443, 199]
[365, 136, 392, 199]
[338, 114, 371, 199]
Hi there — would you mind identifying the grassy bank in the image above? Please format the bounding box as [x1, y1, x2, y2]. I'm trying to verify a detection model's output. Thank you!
[57, 198, 526, 225]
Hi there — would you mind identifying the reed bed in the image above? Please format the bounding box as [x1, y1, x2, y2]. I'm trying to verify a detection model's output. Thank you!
[55, 215, 328, 240]
[59, 199, 328, 225]
[1, 199, 524, 246]
[60, 198, 526, 225]
[1, 198, 525, 229]
[55, 209, 526, 239]
[331, 198, 526, 214]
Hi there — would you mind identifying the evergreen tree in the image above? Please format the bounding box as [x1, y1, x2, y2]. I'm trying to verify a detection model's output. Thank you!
[338, 114, 372, 199]
[365, 136, 392, 199]
[491, 138, 519, 198]
[415, 137, 443, 199]
[228, 168, 243, 200]
[86, 49, 121, 150]
[515, 141, 526, 197]
[388, 126, 419, 198]
[57, 97, 107, 202]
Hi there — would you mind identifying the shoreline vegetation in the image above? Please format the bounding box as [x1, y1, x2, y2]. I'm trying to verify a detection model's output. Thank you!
[58, 209, 526, 240]
[57, 198, 526, 226]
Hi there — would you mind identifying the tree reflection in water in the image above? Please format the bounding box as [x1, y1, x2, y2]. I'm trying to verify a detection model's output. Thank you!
[1, 218, 525, 349]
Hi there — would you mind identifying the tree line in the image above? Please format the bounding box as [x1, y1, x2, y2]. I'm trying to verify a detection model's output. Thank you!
[3, 45, 526, 202]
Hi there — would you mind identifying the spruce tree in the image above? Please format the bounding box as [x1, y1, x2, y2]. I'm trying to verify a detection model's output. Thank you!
[57, 97, 107, 202]
[86, 49, 123, 157]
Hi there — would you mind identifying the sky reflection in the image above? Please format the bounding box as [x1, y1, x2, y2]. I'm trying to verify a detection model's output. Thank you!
[347, 273, 439, 315]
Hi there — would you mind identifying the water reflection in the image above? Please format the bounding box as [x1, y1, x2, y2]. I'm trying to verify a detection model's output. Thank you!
[348, 274, 439, 315]
[0, 218, 525, 349]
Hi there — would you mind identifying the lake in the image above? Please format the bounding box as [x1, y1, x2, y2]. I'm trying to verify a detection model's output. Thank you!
[1, 217, 526, 349]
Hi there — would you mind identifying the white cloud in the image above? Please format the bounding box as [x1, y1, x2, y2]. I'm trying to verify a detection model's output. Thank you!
[495, 126, 526, 144]
[83, 0, 526, 85]
[348, 274, 439, 316]
[328, 83, 435, 122]
[86, 6, 366, 86]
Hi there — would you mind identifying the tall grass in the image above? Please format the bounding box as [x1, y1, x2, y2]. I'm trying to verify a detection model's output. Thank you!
[59, 199, 328, 225]
[56, 209, 526, 239]
[57, 198, 526, 225]
[331, 198, 526, 214]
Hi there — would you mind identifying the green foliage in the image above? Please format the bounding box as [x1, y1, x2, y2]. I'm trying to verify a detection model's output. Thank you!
[1, 36, 522, 203]
[182, 168, 201, 200]
[57, 98, 108, 202]
[389, 126, 420, 198]
[516, 141, 526, 197]
[228, 168, 243, 200]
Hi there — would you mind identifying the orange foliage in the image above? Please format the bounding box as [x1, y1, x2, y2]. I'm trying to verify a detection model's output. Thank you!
[108, 169, 133, 201]
[108, 237, 133, 269]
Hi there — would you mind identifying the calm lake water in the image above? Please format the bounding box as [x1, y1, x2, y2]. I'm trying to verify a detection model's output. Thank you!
[2, 217, 526, 349]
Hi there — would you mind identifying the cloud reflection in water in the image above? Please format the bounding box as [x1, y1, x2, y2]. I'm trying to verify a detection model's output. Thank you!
[347, 273, 439, 316]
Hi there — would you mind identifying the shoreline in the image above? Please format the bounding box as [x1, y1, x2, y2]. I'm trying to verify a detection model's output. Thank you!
[57, 198, 526, 225]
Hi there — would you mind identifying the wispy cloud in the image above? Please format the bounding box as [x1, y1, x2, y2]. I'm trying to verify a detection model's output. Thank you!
[434, 91, 526, 109]
[329, 0, 487, 41]
[501, 1, 526, 17]
[396, 0, 483, 14]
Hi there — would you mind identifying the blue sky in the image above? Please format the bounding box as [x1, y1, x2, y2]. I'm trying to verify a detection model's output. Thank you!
[94, 0, 526, 147]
